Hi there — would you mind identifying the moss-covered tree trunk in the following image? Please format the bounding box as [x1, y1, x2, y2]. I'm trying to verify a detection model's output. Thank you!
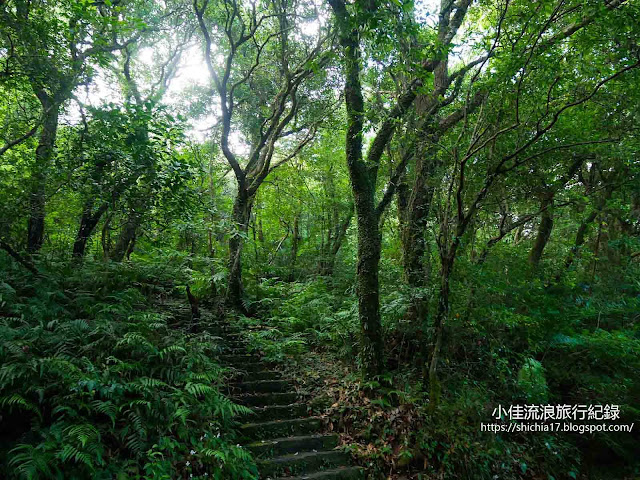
[110, 211, 142, 262]
[402, 154, 437, 321]
[226, 189, 254, 309]
[428, 254, 453, 408]
[27, 98, 59, 253]
[352, 182, 384, 375]
[529, 192, 555, 268]
[331, 0, 385, 374]
[288, 213, 300, 281]
[319, 207, 352, 276]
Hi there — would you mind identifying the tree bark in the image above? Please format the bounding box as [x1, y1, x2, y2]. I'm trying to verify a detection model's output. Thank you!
[27, 98, 59, 253]
[397, 178, 409, 246]
[194, 0, 323, 307]
[528, 192, 555, 268]
[319, 207, 352, 276]
[73, 201, 109, 258]
[353, 186, 384, 375]
[226, 190, 255, 309]
[0, 239, 40, 276]
[557, 193, 608, 281]
[428, 254, 453, 408]
[402, 152, 438, 321]
[288, 214, 300, 281]
[110, 211, 142, 262]
[330, 0, 385, 375]
[186, 284, 200, 333]
[328, 0, 425, 375]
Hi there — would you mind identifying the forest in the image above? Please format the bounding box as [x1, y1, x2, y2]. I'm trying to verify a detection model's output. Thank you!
[0, 0, 639, 478]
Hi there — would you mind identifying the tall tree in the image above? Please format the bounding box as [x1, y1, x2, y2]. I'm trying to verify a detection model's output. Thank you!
[193, 0, 333, 308]
[106, 9, 192, 261]
[327, 0, 473, 374]
[423, 0, 639, 404]
[0, 0, 138, 252]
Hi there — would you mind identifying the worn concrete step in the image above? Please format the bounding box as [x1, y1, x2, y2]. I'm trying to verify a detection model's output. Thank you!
[216, 328, 240, 334]
[222, 335, 245, 341]
[211, 330, 242, 338]
[233, 392, 300, 407]
[276, 466, 364, 480]
[225, 346, 250, 354]
[220, 354, 262, 364]
[209, 321, 236, 327]
[218, 329, 242, 344]
[232, 369, 281, 381]
[242, 403, 308, 422]
[241, 417, 323, 440]
[228, 362, 275, 374]
[240, 370, 281, 381]
[224, 344, 249, 352]
[232, 380, 291, 394]
[259, 450, 350, 477]
[246, 434, 339, 457]
[221, 332, 243, 340]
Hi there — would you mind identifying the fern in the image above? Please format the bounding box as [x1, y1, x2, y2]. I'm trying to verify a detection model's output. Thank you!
[0, 260, 257, 479]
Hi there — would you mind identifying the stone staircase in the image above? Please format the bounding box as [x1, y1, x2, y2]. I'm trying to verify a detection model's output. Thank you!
[214, 321, 364, 480]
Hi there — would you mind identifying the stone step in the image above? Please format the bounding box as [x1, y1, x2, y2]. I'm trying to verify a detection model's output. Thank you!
[211, 330, 242, 338]
[231, 380, 291, 394]
[239, 370, 281, 381]
[220, 354, 262, 364]
[225, 346, 250, 354]
[232, 369, 281, 381]
[241, 417, 323, 440]
[246, 434, 339, 457]
[242, 403, 308, 422]
[224, 345, 248, 353]
[233, 392, 300, 407]
[229, 362, 275, 373]
[276, 466, 364, 480]
[220, 332, 243, 340]
[259, 450, 350, 477]
[218, 328, 242, 345]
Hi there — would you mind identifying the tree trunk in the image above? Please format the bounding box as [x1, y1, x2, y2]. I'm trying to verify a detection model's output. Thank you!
[288, 214, 300, 281]
[186, 285, 200, 333]
[352, 186, 384, 375]
[125, 232, 137, 260]
[0, 239, 40, 276]
[557, 208, 600, 280]
[397, 178, 409, 247]
[427, 253, 454, 408]
[27, 100, 59, 253]
[319, 207, 352, 276]
[590, 221, 603, 282]
[529, 192, 554, 268]
[101, 213, 113, 259]
[73, 201, 109, 258]
[403, 154, 437, 319]
[226, 189, 254, 309]
[514, 224, 525, 244]
[330, 209, 352, 270]
[110, 212, 141, 262]
[329, 0, 422, 375]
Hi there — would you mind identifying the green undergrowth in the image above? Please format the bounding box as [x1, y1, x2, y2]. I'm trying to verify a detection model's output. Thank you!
[0, 257, 257, 480]
[233, 267, 640, 480]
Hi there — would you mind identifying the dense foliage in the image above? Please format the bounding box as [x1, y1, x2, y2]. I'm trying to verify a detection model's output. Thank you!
[1, 0, 639, 478]
[0, 258, 255, 479]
